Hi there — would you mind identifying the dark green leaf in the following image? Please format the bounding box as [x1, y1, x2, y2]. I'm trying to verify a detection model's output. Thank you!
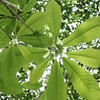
[22, 0, 36, 15]
[0, 28, 10, 48]
[0, 3, 12, 16]
[18, 12, 50, 35]
[19, 34, 53, 48]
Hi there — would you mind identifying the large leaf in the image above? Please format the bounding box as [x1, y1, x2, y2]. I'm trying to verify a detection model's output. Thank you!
[0, 46, 24, 94]
[0, 3, 12, 16]
[67, 49, 100, 68]
[63, 58, 100, 100]
[18, 45, 48, 65]
[18, 12, 50, 35]
[0, 28, 10, 48]
[19, 34, 53, 48]
[63, 17, 100, 46]
[46, 0, 61, 41]
[47, 60, 66, 100]
[22, 0, 36, 15]
[30, 57, 51, 84]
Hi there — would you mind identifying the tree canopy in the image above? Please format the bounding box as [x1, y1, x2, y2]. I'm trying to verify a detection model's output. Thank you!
[0, 0, 100, 100]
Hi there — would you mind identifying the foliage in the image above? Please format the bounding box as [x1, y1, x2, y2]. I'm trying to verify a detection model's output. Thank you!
[0, 0, 100, 100]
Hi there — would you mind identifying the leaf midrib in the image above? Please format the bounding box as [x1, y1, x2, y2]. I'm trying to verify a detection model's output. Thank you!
[64, 24, 100, 46]
[67, 52, 99, 60]
[64, 58, 90, 91]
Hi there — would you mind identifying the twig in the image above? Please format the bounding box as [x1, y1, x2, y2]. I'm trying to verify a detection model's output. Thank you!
[0, 26, 12, 40]
[0, 0, 22, 12]
[0, 0, 37, 35]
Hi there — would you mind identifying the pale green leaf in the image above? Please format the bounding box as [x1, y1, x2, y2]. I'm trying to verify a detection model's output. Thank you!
[28, 47, 48, 65]
[46, 0, 61, 40]
[30, 57, 51, 83]
[22, 0, 36, 15]
[18, 12, 50, 35]
[0, 46, 24, 94]
[63, 17, 100, 46]
[0, 28, 10, 48]
[18, 45, 31, 61]
[63, 58, 100, 100]
[47, 60, 66, 100]
[19, 34, 53, 48]
[0, 4, 12, 16]
[22, 82, 42, 90]
[40, 90, 47, 100]
[18, 45, 48, 65]
[67, 49, 100, 68]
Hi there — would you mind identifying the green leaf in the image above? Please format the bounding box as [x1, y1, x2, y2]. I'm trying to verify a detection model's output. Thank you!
[0, 46, 24, 94]
[4, 18, 16, 35]
[46, 0, 61, 41]
[67, 49, 100, 68]
[18, 45, 31, 61]
[63, 58, 100, 100]
[28, 47, 48, 65]
[22, 0, 36, 15]
[0, 3, 12, 16]
[30, 57, 50, 84]
[40, 90, 47, 100]
[63, 17, 100, 46]
[19, 34, 53, 48]
[0, 18, 12, 27]
[18, 45, 48, 65]
[0, 28, 10, 48]
[47, 60, 66, 100]
[18, 12, 50, 35]
[22, 82, 42, 90]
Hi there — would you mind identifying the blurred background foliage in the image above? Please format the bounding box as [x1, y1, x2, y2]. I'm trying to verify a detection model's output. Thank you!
[0, 0, 100, 100]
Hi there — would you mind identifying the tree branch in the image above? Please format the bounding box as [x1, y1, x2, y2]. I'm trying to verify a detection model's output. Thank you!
[0, 0, 38, 36]
[0, 0, 22, 12]
[0, 26, 12, 40]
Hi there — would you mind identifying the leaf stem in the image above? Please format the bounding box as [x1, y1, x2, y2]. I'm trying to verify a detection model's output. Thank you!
[0, 26, 12, 40]
[0, 0, 37, 36]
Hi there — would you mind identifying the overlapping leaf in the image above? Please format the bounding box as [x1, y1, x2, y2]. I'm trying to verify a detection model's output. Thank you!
[18, 45, 48, 65]
[22, 0, 36, 15]
[19, 34, 53, 48]
[63, 17, 100, 46]
[22, 82, 42, 90]
[0, 28, 10, 48]
[47, 60, 66, 100]
[18, 12, 50, 35]
[30, 57, 51, 84]
[63, 58, 100, 100]
[0, 3, 12, 16]
[0, 46, 24, 94]
[67, 49, 100, 68]
[0, 19, 12, 27]
[46, 0, 61, 41]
